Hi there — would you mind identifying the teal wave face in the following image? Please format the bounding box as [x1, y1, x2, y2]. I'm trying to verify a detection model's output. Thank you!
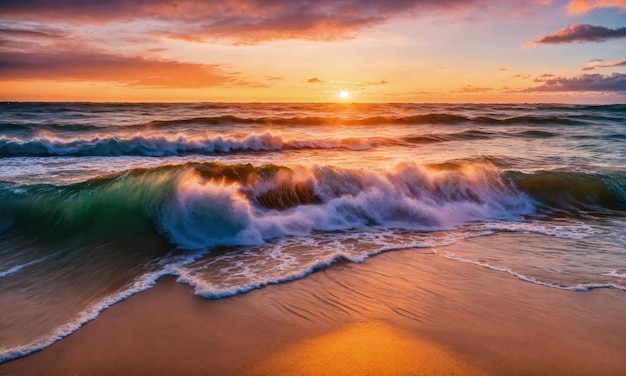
[0, 168, 177, 245]
[509, 170, 626, 212]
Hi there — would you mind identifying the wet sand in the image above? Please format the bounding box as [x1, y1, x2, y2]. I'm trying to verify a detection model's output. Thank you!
[1, 235, 625, 375]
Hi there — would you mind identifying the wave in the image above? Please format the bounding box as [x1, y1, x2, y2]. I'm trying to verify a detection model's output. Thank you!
[0, 161, 533, 251]
[146, 113, 584, 127]
[1, 112, 585, 133]
[0, 132, 385, 157]
[0, 128, 575, 157]
[402, 130, 495, 144]
[2, 161, 623, 253]
[1, 160, 624, 363]
[508, 170, 626, 212]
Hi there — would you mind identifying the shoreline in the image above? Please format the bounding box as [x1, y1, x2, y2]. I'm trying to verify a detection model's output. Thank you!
[1, 235, 625, 375]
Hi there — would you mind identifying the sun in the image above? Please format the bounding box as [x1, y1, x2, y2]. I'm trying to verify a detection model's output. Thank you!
[338, 90, 349, 99]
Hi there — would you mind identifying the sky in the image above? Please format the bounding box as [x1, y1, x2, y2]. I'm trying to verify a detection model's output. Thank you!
[0, 0, 625, 103]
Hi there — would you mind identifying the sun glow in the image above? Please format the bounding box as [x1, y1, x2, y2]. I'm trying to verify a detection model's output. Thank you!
[338, 90, 349, 99]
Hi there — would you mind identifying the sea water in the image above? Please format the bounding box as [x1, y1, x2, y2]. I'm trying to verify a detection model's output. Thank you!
[1, 102, 624, 361]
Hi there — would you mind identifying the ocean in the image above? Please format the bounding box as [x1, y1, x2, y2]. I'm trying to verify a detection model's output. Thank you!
[1, 102, 625, 362]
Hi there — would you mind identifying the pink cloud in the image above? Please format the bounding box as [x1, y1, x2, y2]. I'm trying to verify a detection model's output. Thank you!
[0, 0, 491, 43]
[582, 59, 626, 70]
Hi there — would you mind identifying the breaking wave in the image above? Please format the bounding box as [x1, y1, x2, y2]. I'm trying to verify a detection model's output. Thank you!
[2, 161, 623, 252]
[0, 128, 578, 157]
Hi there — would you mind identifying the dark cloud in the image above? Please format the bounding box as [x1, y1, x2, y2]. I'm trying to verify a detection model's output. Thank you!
[0, 26, 66, 39]
[527, 24, 626, 46]
[0, 50, 234, 88]
[582, 59, 626, 71]
[306, 77, 322, 84]
[522, 73, 626, 92]
[0, 0, 476, 42]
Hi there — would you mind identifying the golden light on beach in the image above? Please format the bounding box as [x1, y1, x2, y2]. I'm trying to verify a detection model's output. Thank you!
[338, 90, 349, 99]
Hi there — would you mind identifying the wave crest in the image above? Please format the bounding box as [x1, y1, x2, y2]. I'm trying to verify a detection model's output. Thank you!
[0, 132, 383, 157]
[3, 162, 623, 252]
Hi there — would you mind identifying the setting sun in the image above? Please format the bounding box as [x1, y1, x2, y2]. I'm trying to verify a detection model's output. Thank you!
[339, 90, 350, 99]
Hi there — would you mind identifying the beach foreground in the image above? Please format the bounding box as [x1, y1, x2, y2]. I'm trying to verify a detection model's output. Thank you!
[1, 234, 625, 375]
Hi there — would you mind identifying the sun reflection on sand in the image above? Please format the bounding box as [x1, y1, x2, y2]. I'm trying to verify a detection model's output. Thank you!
[250, 321, 486, 375]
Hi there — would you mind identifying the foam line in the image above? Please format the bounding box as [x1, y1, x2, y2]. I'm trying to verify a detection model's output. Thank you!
[443, 254, 626, 291]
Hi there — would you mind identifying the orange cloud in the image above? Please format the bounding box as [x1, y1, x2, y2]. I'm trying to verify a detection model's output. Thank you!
[164, 34, 205, 43]
[0, 50, 235, 88]
[567, 0, 626, 14]
[453, 86, 494, 93]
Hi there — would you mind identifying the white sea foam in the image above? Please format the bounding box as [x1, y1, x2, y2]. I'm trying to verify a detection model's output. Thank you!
[0, 256, 50, 279]
[0, 131, 380, 157]
[471, 220, 594, 240]
[603, 270, 626, 279]
[444, 254, 626, 291]
[0, 252, 205, 363]
[171, 228, 469, 301]
[157, 163, 536, 251]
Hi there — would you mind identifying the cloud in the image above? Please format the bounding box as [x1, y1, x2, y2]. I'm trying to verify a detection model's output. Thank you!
[521, 73, 626, 92]
[306, 77, 322, 84]
[566, 0, 626, 14]
[0, 0, 480, 43]
[582, 59, 626, 70]
[0, 50, 235, 88]
[526, 24, 626, 46]
[0, 26, 66, 39]
[357, 80, 388, 87]
[164, 34, 205, 43]
[453, 85, 494, 93]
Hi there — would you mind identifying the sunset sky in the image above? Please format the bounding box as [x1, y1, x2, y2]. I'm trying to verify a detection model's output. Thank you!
[1, 0, 625, 103]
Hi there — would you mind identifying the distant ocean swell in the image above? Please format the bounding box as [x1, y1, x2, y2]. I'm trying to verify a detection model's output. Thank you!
[0, 129, 579, 157]
[146, 113, 585, 126]
[1, 112, 594, 133]
[2, 162, 624, 253]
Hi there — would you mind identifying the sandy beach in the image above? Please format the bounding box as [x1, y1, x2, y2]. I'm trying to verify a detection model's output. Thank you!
[1, 234, 625, 375]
